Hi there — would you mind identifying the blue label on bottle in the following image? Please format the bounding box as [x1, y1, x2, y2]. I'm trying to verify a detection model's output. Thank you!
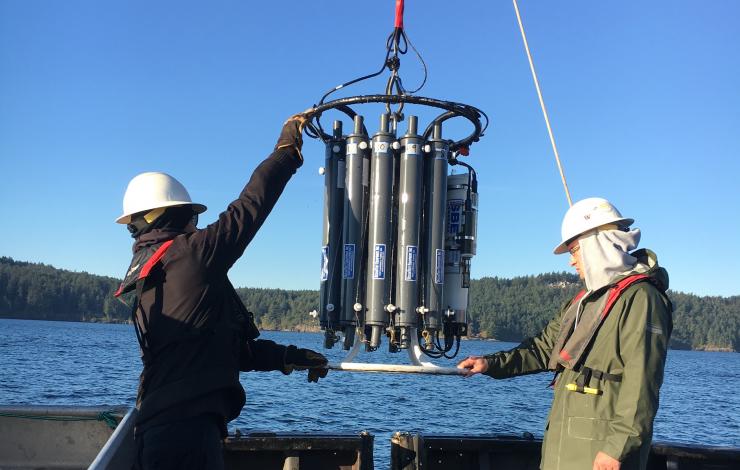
[343, 244, 355, 279]
[435, 249, 445, 285]
[320, 246, 329, 281]
[372, 244, 386, 280]
[405, 245, 418, 281]
[447, 199, 464, 236]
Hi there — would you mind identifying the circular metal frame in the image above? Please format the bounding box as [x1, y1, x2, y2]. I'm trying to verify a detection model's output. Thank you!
[304, 94, 487, 152]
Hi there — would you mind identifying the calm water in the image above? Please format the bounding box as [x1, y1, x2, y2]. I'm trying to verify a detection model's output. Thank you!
[1, 319, 739, 464]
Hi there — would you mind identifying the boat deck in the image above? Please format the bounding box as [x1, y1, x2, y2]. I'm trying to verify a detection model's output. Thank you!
[1, 406, 739, 469]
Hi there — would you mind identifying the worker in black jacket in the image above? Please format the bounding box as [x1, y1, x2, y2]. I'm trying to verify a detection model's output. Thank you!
[114, 115, 328, 470]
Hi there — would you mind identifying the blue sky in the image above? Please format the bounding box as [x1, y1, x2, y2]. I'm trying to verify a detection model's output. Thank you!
[1, 1, 738, 297]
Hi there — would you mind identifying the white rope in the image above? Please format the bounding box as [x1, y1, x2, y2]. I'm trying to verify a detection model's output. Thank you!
[512, 0, 573, 207]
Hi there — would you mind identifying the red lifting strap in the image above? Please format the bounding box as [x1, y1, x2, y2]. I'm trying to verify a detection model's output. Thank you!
[395, 0, 404, 29]
[139, 240, 174, 279]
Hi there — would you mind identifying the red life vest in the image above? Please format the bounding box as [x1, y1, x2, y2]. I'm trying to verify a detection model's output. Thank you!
[114, 240, 174, 299]
[551, 273, 651, 370]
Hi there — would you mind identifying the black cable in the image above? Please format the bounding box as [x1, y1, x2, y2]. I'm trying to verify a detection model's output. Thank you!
[317, 22, 411, 109]
[434, 328, 456, 355]
[449, 158, 477, 215]
[401, 31, 427, 94]
[430, 330, 444, 351]
[306, 104, 367, 143]
[418, 328, 444, 358]
[424, 109, 490, 143]
[387, 27, 407, 56]
[443, 335, 461, 359]
[318, 47, 393, 107]
[312, 11, 431, 131]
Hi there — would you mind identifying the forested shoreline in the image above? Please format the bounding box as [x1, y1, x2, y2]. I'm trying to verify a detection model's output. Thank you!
[1, 257, 737, 352]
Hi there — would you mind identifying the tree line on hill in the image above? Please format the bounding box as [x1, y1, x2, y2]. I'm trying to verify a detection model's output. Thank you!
[1, 256, 737, 351]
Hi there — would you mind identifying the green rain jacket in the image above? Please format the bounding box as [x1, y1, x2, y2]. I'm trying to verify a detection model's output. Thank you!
[483, 249, 673, 470]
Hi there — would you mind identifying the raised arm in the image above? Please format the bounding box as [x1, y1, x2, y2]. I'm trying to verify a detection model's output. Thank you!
[190, 116, 306, 273]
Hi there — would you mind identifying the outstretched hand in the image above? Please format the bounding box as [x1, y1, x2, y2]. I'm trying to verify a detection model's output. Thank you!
[456, 355, 489, 377]
[284, 345, 329, 383]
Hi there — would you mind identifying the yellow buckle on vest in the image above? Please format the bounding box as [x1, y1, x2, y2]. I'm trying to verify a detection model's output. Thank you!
[566, 383, 602, 395]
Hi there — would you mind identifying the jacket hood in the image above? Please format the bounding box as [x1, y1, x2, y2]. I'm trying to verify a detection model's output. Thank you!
[632, 248, 669, 292]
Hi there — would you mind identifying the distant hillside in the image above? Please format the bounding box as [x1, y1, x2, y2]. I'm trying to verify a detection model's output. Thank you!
[468, 274, 739, 352]
[0, 257, 129, 322]
[0, 257, 737, 351]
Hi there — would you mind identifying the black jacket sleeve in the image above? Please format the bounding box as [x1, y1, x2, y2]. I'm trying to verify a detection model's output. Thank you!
[189, 148, 302, 274]
[239, 338, 289, 373]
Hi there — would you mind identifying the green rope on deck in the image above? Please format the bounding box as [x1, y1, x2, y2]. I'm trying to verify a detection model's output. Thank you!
[97, 411, 119, 429]
[0, 410, 119, 430]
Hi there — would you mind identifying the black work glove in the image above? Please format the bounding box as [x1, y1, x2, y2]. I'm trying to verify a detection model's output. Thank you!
[274, 114, 308, 161]
[283, 345, 329, 383]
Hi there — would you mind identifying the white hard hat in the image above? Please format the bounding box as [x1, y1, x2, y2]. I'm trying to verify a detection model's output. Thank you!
[553, 197, 633, 254]
[115, 172, 207, 224]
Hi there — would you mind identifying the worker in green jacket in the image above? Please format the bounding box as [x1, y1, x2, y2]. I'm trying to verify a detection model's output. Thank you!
[458, 197, 673, 470]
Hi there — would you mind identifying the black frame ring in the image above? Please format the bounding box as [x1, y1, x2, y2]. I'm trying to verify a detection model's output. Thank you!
[304, 94, 487, 151]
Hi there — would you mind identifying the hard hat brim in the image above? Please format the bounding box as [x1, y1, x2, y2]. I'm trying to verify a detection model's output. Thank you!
[553, 217, 633, 255]
[115, 202, 207, 224]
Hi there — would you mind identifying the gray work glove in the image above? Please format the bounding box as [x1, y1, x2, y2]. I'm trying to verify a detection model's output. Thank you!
[283, 345, 329, 383]
[274, 114, 308, 161]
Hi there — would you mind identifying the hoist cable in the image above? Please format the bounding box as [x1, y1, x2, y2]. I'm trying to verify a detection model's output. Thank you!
[512, 0, 573, 207]
[309, 0, 430, 139]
